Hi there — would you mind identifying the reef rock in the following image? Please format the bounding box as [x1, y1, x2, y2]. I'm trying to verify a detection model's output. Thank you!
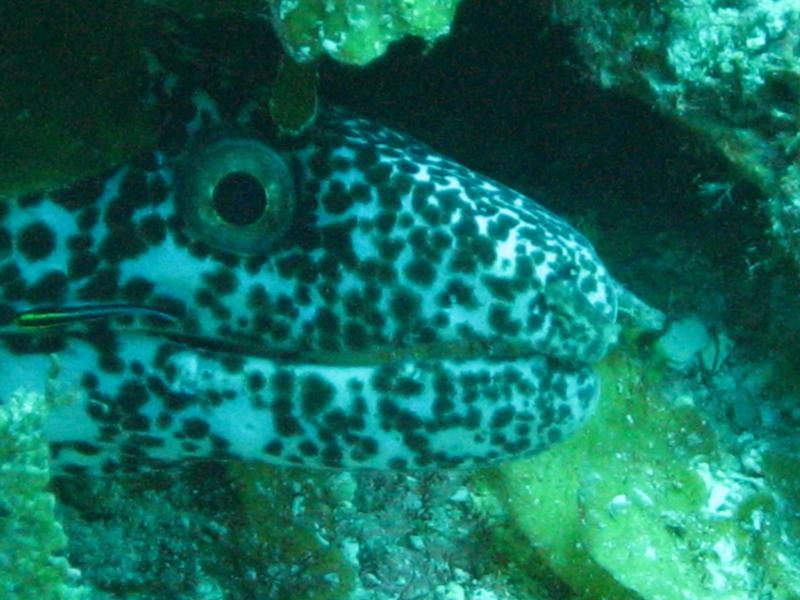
[553, 0, 800, 272]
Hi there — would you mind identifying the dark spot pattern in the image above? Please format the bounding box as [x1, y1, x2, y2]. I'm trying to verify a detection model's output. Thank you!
[17, 222, 56, 261]
[0, 96, 621, 474]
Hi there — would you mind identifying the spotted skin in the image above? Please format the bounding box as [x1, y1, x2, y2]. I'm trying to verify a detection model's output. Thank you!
[0, 88, 625, 474]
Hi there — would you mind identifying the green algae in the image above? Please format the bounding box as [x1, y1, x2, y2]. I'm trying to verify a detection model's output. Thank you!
[144, 0, 463, 66]
[0, 386, 88, 599]
[0, 1, 156, 199]
[476, 349, 800, 599]
[269, 0, 463, 65]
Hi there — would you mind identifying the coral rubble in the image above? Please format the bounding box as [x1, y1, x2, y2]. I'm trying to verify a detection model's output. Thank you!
[0, 387, 87, 599]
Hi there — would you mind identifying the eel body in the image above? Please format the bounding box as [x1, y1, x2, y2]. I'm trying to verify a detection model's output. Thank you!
[0, 83, 629, 473]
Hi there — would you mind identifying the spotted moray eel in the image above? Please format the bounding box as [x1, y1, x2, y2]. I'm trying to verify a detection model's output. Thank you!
[0, 75, 662, 474]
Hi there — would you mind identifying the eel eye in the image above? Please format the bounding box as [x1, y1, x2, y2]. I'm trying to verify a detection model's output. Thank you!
[176, 138, 295, 254]
[213, 172, 266, 226]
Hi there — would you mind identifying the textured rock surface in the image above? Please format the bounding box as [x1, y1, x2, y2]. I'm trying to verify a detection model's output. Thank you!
[553, 0, 800, 271]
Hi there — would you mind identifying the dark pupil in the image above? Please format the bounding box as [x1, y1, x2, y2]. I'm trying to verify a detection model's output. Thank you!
[212, 172, 266, 226]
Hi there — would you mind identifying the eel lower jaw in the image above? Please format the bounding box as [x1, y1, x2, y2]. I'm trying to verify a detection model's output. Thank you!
[160, 331, 586, 371]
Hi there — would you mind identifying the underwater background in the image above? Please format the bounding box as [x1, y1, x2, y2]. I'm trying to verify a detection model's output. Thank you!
[2, 1, 800, 598]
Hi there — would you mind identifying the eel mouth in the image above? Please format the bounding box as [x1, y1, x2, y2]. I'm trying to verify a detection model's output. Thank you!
[7, 303, 576, 367]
